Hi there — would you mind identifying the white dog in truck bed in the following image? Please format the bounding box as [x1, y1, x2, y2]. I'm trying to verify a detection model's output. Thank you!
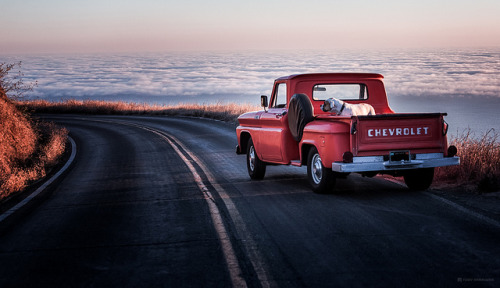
[321, 98, 376, 116]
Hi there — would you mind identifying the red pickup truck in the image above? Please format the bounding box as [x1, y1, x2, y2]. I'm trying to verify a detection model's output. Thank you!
[236, 73, 460, 193]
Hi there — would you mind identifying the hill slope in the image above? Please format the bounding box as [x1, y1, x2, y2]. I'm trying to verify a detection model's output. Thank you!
[0, 88, 67, 199]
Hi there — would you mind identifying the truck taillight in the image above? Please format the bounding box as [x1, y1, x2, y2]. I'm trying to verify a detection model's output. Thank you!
[447, 145, 457, 157]
[442, 119, 449, 135]
[343, 152, 354, 163]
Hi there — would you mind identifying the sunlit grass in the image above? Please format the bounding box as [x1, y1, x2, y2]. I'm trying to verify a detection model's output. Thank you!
[436, 128, 499, 191]
[18, 99, 260, 123]
[1, 96, 68, 200]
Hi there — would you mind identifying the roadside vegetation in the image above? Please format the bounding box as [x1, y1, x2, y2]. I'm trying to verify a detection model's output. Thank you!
[436, 129, 499, 192]
[18, 99, 259, 124]
[0, 63, 67, 200]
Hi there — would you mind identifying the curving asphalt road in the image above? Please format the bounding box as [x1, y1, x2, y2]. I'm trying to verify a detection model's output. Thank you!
[0, 115, 499, 287]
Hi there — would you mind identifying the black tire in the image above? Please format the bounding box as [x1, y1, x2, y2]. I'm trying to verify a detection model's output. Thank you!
[307, 147, 336, 193]
[247, 138, 266, 180]
[403, 168, 434, 190]
[288, 93, 314, 142]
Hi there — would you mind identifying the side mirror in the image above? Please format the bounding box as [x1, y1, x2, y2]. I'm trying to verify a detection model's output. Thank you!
[261, 95, 268, 111]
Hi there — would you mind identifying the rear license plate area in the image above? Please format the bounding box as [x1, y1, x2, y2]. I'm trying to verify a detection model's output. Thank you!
[389, 151, 410, 163]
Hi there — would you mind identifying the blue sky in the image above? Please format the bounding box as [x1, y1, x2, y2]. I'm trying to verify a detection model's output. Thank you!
[1, 0, 500, 54]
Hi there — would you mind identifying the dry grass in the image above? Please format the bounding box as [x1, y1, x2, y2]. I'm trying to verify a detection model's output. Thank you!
[18, 99, 260, 123]
[436, 129, 500, 192]
[0, 92, 68, 200]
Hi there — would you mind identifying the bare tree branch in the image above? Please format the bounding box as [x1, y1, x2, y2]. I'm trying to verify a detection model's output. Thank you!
[0, 62, 37, 100]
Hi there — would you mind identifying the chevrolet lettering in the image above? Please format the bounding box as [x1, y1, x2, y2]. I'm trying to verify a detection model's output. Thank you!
[236, 73, 460, 193]
[367, 127, 429, 137]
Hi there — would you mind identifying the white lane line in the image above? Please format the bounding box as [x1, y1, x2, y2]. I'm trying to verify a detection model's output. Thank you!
[91, 118, 273, 287]
[167, 133, 275, 288]
[0, 136, 77, 224]
[142, 126, 248, 288]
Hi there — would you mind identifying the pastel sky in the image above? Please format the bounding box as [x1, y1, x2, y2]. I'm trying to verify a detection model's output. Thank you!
[2, 0, 500, 54]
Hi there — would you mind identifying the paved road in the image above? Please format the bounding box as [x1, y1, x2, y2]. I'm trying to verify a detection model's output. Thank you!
[0, 115, 498, 287]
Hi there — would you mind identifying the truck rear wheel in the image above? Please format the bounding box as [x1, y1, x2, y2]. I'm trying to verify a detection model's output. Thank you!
[403, 168, 434, 190]
[247, 138, 266, 180]
[307, 147, 336, 193]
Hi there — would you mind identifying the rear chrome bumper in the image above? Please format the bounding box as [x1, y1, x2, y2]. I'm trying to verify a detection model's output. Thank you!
[332, 153, 460, 173]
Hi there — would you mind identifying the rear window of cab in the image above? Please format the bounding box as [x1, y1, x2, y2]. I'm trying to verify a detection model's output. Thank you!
[312, 84, 368, 101]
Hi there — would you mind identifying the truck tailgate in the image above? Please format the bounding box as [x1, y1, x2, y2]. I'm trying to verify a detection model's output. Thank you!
[351, 113, 447, 156]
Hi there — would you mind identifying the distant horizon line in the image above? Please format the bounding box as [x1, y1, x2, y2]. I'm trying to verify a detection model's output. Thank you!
[2, 46, 500, 57]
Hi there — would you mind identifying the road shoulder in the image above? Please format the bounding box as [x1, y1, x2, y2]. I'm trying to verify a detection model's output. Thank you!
[0, 136, 76, 230]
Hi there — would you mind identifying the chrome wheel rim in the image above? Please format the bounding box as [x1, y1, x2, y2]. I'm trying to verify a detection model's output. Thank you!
[311, 153, 322, 184]
[249, 146, 256, 171]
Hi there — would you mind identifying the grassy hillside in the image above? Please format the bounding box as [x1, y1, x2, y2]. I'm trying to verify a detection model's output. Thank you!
[435, 129, 499, 192]
[0, 66, 68, 200]
[18, 99, 259, 123]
